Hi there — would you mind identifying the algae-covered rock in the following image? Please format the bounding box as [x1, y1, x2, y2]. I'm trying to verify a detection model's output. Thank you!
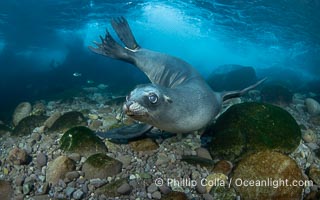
[232, 151, 304, 200]
[49, 111, 86, 132]
[261, 84, 293, 105]
[209, 185, 237, 200]
[208, 102, 301, 161]
[12, 102, 32, 126]
[82, 153, 122, 179]
[162, 191, 188, 200]
[12, 115, 47, 136]
[60, 126, 107, 157]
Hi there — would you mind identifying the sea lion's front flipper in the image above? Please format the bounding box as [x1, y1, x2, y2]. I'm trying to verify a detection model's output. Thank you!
[221, 77, 267, 101]
[95, 123, 153, 140]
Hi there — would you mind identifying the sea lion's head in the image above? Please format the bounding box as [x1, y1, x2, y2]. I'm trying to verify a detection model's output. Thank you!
[123, 84, 172, 124]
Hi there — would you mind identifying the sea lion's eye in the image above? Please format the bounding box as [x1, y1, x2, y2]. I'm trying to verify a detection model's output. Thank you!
[148, 94, 158, 104]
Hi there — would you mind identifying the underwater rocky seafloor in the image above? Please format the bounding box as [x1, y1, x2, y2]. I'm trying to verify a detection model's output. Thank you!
[0, 81, 320, 200]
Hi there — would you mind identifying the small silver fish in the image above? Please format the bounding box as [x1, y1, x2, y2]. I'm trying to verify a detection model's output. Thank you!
[73, 72, 82, 77]
[87, 80, 95, 84]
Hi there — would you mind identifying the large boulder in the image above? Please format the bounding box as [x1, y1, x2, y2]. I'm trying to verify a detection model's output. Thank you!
[60, 126, 107, 158]
[305, 98, 320, 116]
[12, 115, 47, 136]
[207, 65, 257, 92]
[208, 102, 301, 161]
[49, 111, 86, 132]
[261, 84, 293, 105]
[46, 156, 76, 185]
[232, 151, 304, 199]
[12, 102, 32, 126]
[82, 153, 122, 179]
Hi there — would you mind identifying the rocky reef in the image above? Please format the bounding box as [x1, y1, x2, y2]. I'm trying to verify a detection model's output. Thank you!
[0, 84, 319, 200]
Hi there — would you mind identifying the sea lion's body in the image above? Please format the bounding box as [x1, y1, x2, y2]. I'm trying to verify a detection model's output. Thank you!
[90, 17, 264, 136]
[123, 48, 221, 133]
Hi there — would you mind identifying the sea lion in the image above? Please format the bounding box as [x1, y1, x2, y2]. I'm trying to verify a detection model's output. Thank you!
[90, 17, 265, 138]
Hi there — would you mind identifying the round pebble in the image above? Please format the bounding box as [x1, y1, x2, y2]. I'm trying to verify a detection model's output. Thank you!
[117, 183, 132, 195]
[72, 189, 84, 200]
[37, 152, 47, 168]
[147, 183, 158, 193]
[152, 191, 162, 199]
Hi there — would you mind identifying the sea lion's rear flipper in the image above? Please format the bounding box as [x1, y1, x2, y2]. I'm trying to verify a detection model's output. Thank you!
[111, 16, 140, 51]
[221, 77, 267, 102]
[88, 29, 132, 61]
[95, 123, 153, 141]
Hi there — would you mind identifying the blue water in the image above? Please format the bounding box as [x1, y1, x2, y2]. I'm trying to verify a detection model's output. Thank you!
[0, 0, 319, 119]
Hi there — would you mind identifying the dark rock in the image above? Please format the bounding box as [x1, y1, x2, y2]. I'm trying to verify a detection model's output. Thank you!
[60, 126, 107, 158]
[0, 180, 13, 200]
[261, 84, 293, 105]
[65, 171, 80, 181]
[162, 191, 188, 200]
[82, 153, 122, 179]
[0, 124, 11, 135]
[36, 152, 47, 168]
[96, 178, 126, 197]
[8, 147, 29, 165]
[46, 156, 76, 185]
[203, 193, 214, 200]
[196, 179, 206, 194]
[65, 187, 75, 198]
[232, 151, 304, 199]
[116, 182, 131, 195]
[147, 183, 158, 193]
[159, 185, 171, 195]
[12, 115, 47, 136]
[152, 191, 162, 199]
[208, 102, 301, 161]
[207, 65, 257, 92]
[49, 111, 86, 132]
[72, 189, 84, 200]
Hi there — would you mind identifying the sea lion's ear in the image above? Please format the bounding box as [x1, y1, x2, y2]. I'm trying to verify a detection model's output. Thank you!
[164, 95, 173, 103]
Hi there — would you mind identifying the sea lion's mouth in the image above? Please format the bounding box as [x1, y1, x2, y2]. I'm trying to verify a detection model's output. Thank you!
[123, 102, 148, 117]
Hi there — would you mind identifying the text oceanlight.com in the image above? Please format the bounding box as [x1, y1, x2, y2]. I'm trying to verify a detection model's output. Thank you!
[154, 178, 313, 189]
